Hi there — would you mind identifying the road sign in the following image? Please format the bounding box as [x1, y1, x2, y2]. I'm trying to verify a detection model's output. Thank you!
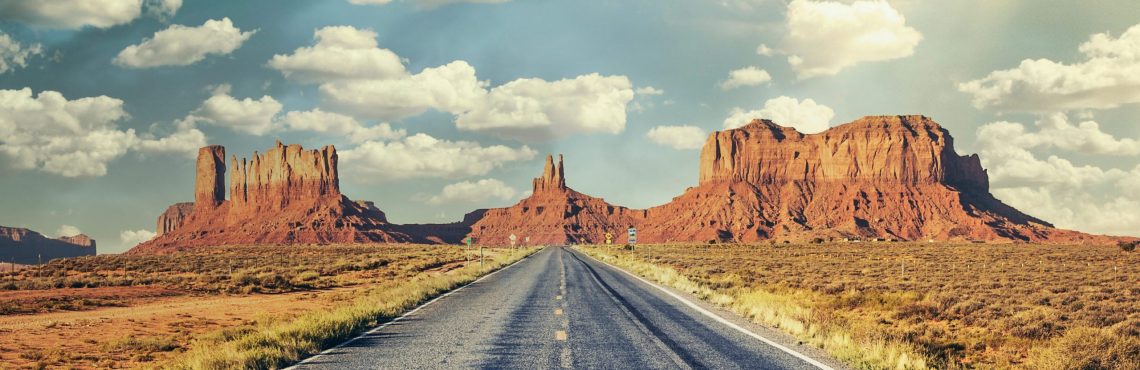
[465, 236, 474, 246]
[509, 233, 517, 246]
[604, 232, 614, 245]
[627, 227, 637, 244]
[525, 236, 530, 244]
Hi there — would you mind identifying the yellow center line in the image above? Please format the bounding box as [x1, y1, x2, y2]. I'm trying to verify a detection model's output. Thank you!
[555, 330, 568, 341]
[555, 308, 563, 315]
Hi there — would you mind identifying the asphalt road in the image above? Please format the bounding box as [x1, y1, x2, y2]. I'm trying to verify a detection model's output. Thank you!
[291, 246, 835, 369]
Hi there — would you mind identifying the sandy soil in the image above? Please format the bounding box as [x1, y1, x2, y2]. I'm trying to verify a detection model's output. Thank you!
[0, 287, 348, 369]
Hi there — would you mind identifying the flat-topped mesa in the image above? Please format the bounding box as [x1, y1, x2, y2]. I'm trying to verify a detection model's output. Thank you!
[532, 154, 567, 193]
[0, 226, 97, 264]
[229, 140, 341, 210]
[194, 146, 226, 211]
[699, 115, 989, 192]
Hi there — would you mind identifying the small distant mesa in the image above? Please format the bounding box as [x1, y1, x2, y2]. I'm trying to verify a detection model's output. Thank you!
[0, 226, 95, 264]
[130, 116, 1123, 254]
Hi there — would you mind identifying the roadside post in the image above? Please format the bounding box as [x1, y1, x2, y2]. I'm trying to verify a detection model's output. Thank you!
[628, 227, 637, 252]
[510, 233, 517, 255]
[464, 236, 473, 261]
[605, 232, 614, 245]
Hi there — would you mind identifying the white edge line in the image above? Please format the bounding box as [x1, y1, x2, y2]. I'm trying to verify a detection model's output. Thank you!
[576, 248, 837, 370]
[284, 248, 540, 369]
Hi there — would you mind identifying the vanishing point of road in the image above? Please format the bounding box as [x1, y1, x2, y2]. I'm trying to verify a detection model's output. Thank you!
[290, 246, 841, 369]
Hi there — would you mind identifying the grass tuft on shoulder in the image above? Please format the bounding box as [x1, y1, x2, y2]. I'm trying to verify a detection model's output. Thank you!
[165, 246, 539, 370]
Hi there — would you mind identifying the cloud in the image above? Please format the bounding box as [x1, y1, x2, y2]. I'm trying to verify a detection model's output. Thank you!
[272, 26, 634, 141]
[976, 114, 1140, 157]
[339, 133, 536, 182]
[0, 0, 141, 29]
[57, 225, 81, 237]
[189, 90, 282, 135]
[114, 18, 256, 68]
[0, 32, 43, 74]
[119, 229, 156, 247]
[719, 66, 772, 90]
[723, 96, 834, 133]
[455, 73, 634, 140]
[0, 88, 204, 177]
[975, 114, 1140, 236]
[0, 0, 181, 29]
[426, 178, 517, 205]
[347, 0, 511, 9]
[320, 60, 487, 121]
[135, 119, 208, 156]
[636, 86, 665, 96]
[268, 26, 407, 83]
[959, 23, 1140, 111]
[756, 44, 774, 56]
[281, 109, 405, 143]
[646, 125, 707, 150]
[783, 0, 922, 79]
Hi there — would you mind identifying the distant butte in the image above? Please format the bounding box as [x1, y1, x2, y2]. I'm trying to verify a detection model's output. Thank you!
[131, 141, 410, 253]
[129, 115, 1122, 253]
[0, 226, 96, 264]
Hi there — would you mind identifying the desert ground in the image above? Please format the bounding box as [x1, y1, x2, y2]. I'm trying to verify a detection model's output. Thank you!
[0, 245, 530, 369]
[580, 242, 1140, 370]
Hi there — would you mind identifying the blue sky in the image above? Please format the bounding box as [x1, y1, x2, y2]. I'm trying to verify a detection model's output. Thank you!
[2, 0, 1139, 252]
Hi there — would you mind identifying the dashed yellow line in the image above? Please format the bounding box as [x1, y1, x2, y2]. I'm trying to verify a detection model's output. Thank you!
[555, 308, 563, 315]
[556, 295, 562, 300]
[555, 330, 568, 341]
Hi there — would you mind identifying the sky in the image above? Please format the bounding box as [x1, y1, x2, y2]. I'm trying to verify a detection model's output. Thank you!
[1, 0, 1139, 253]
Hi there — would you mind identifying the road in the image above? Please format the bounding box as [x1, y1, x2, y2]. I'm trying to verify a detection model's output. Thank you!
[291, 246, 837, 369]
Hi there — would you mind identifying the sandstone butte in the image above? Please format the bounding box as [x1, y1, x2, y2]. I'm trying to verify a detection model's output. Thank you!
[130, 116, 1121, 253]
[130, 141, 412, 254]
[0, 226, 96, 264]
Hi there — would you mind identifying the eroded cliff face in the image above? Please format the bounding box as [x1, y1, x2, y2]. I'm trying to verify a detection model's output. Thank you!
[698, 116, 988, 190]
[0, 226, 96, 264]
[639, 116, 1077, 243]
[462, 154, 644, 245]
[130, 142, 408, 253]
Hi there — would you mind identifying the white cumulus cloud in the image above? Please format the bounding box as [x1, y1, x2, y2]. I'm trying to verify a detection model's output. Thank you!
[426, 178, 517, 205]
[339, 133, 536, 182]
[320, 60, 487, 121]
[959, 22, 1140, 111]
[273, 26, 634, 141]
[0, 32, 43, 74]
[723, 96, 835, 133]
[719, 66, 772, 90]
[455, 73, 634, 140]
[0, 88, 204, 177]
[975, 114, 1140, 236]
[0, 0, 157, 29]
[646, 125, 707, 150]
[119, 229, 156, 247]
[281, 109, 405, 143]
[114, 18, 256, 68]
[784, 0, 922, 79]
[268, 26, 407, 83]
[188, 90, 282, 135]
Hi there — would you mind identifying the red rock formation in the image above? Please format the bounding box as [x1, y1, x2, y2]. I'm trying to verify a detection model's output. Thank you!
[637, 116, 1100, 243]
[157, 202, 193, 236]
[462, 154, 644, 245]
[0, 226, 96, 264]
[195, 146, 226, 211]
[130, 142, 409, 253]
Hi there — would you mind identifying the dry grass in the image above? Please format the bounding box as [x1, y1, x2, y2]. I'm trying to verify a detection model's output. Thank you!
[580, 243, 1140, 370]
[0, 244, 533, 369]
